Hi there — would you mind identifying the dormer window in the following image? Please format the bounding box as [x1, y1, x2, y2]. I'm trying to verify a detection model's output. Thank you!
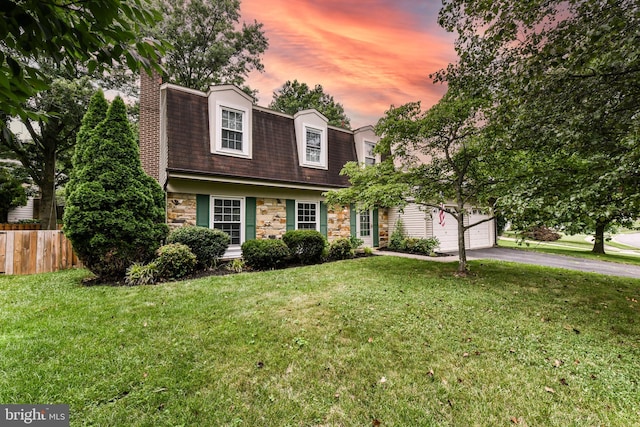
[294, 110, 328, 169]
[305, 127, 322, 163]
[221, 108, 244, 151]
[208, 85, 253, 159]
[364, 141, 376, 166]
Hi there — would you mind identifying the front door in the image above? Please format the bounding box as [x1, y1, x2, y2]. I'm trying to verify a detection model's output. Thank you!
[358, 210, 373, 247]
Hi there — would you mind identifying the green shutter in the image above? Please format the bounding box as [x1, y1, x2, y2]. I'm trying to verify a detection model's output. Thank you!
[320, 202, 328, 237]
[245, 197, 256, 240]
[286, 199, 296, 231]
[196, 194, 210, 227]
[373, 208, 379, 247]
[349, 204, 357, 238]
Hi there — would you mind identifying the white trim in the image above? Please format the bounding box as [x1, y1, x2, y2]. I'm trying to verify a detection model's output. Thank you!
[160, 83, 206, 97]
[295, 200, 320, 231]
[210, 195, 245, 258]
[302, 125, 327, 169]
[211, 100, 252, 159]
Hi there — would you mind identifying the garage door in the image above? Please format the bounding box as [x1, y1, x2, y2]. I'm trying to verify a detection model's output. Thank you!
[468, 209, 494, 249]
[430, 207, 458, 252]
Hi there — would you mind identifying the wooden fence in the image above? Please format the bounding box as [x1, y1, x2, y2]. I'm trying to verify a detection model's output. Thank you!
[0, 230, 81, 275]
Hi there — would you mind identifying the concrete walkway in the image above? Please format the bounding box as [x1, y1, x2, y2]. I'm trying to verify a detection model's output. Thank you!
[374, 247, 640, 279]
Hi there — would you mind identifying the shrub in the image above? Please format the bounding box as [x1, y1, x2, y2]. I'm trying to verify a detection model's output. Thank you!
[525, 226, 561, 241]
[125, 262, 159, 286]
[241, 239, 290, 270]
[155, 243, 197, 280]
[225, 258, 246, 273]
[329, 238, 355, 260]
[349, 235, 364, 250]
[389, 219, 406, 251]
[402, 237, 440, 255]
[167, 226, 230, 268]
[282, 230, 326, 265]
[63, 94, 168, 281]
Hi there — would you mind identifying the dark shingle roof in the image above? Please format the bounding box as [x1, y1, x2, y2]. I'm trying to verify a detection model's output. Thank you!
[165, 87, 356, 188]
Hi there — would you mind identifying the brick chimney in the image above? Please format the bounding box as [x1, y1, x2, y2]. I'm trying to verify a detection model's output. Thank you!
[139, 69, 162, 182]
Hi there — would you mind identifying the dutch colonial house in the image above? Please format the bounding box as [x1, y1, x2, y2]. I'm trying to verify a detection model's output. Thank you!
[139, 72, 388, 258]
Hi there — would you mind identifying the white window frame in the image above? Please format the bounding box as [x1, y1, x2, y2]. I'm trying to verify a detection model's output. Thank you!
[213, 102, 251, 158]
[364, 140, 376, 166]
[359, 210, 371, 237]
[296, 201, 320, 231]
[211, 196, 245, 257]
[302, 125, 327, 169]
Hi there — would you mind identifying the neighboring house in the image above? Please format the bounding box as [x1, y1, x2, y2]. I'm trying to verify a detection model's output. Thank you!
[139, 72, 388, 258]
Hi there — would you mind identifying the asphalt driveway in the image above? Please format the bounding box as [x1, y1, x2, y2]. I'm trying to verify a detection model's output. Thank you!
[466, 247, 640, 279]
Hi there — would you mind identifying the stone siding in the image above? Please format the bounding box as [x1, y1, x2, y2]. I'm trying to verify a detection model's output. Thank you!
[166, 192, 197, 229]
[378, 208, 389, 247]
[327, 205, 351, 242]
[256, 198, 287, 239]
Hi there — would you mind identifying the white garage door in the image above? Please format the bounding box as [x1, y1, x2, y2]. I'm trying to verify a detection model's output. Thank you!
[430, 207, 458, 252]
[468, 209, 494, 249]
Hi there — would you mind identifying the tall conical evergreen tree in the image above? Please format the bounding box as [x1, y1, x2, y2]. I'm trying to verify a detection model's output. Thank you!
[65, 90, 109, 198]
[64, 96, 168, 282]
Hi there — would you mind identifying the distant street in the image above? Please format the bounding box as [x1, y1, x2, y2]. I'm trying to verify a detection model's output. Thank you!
[613, 233, 640, 248]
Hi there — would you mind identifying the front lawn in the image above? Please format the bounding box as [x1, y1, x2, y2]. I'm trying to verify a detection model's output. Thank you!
[498, 236, 640, 266]
[1, 257, 639, 426]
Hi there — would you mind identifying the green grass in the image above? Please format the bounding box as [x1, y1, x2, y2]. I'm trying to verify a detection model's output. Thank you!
[1, 257, 639, 426]
[498, 236, 640, 266]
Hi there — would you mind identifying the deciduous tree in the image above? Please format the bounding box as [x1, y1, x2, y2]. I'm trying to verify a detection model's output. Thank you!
[148, 0, 268, 95]
[269, 80, 351, 128]
[438, 0, 640, 253]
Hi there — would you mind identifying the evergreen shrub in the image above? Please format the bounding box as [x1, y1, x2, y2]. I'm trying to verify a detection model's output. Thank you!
[167, 226, 230, 268]
[282, 230, 326, 264]
[241, 239, 290, 270]
[155, 243, 197, 280]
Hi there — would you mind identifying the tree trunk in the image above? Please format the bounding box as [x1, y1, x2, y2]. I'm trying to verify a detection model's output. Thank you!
[592, 222, 606, 254]
[38, 148, 58, 230]
[456, 205, 468, 275]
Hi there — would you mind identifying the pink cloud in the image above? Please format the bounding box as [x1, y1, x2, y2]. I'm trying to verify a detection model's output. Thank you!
[241, 0, 456, 128]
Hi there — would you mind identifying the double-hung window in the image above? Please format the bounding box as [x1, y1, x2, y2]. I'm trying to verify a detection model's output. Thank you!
[221, 108, 243, 151]
[297, 202, 318, 230]
[305, 128, 322, 164]
[213, 198, 242, 245]
[364, 141, 376, 166]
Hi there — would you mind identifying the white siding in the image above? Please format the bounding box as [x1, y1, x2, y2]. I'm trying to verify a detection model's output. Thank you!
[390, 204, 427, 238]
[7, 197, 35, 222]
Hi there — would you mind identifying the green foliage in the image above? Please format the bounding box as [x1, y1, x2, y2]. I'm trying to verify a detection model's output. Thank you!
[125, 262, 159, 286]
[282, 230, 326, 265]
[241, 239, 290, 271]
[155, 243, 197, 280]
[0, 167, 27, 222]
[388, 219, 406, 251]
[400, 237, 440, 255]
[269, 80, 351, 128]
[348, 235, 364, 250]
[437, 0, 640, 254]
[524, 226, 561, 242]
[328, 238, 355, 261]
[225, 258, 246, 273]
[63, 95, 168, 282]
[148, 0, 268, 95]
[0, 76, 97, 229]
[1, 0, 167, 120]
[167, 226, 230, 268]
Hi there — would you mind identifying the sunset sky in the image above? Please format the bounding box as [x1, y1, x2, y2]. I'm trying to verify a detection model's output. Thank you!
[240, 0, 458, 129]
